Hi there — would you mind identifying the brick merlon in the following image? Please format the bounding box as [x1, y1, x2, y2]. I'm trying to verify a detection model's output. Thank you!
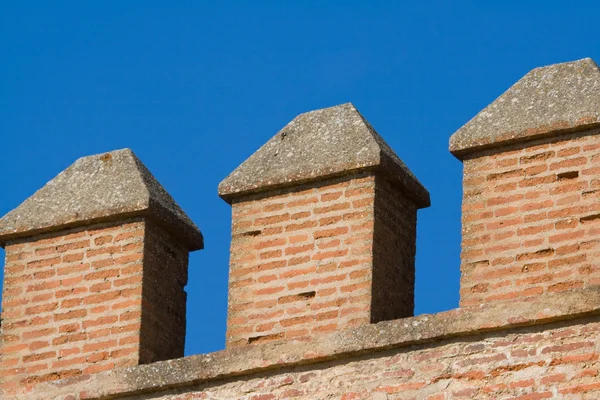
[26, 286, 600, 400]
[450, 58, 600, 159]
[0, 148, 203, 250]
[218, 103, 430, 208]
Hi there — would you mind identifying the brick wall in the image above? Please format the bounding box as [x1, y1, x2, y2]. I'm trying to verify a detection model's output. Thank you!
[0, 219, 145, 393]
[460, 129, 600, 307]
[226, 172, 418, 347]
[0, 217, 189, 395]
[139, 220, 189, 363]
[372, 175, 417, 322]
[227, 173, 377, 347]
[80, 317, 600, 400]
[203, 318, 600, 399]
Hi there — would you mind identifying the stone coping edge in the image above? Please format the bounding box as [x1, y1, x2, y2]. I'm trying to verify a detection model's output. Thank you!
[450, 122, 600, 160]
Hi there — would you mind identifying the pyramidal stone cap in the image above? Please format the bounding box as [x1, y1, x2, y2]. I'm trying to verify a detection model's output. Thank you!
[0, 149, 203, 250]
[218, 103, 430, 208]
[450, 58, 600, 159]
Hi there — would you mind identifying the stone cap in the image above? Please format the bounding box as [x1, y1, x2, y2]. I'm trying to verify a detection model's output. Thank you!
[218, 103, 430, 208]
[0, 149, 203, 250]
[450, 58, 600, 159]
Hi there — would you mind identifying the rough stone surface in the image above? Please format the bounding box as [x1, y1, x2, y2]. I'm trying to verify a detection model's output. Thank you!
[20, 287, 600, 399]
[450, 58, 600, 159]
[0, 149, 203, 250]
[218, 103, 430, 208]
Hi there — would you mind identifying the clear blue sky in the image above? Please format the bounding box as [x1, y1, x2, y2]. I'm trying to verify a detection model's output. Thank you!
[1, 2, 599, 355]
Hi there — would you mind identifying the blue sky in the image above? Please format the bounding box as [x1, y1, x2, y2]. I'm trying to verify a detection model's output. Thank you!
[1, 2, 599, 355]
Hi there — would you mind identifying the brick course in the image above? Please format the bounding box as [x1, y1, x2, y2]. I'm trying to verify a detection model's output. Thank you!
[460, 129, 600, 307]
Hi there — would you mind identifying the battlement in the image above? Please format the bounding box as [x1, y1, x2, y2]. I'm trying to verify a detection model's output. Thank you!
[3, 58, 600, 399]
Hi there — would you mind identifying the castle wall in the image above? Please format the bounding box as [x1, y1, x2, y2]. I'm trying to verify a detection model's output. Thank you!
[148, 318, 600, 400]
[4, 59, 600, 400]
